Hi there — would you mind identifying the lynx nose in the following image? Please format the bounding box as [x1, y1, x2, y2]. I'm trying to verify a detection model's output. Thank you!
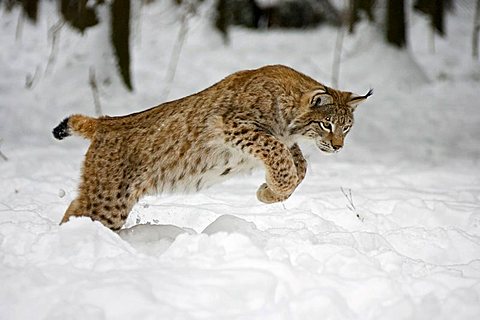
[332, 144, 342, 151]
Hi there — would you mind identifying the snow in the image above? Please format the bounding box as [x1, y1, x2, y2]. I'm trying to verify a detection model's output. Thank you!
[1, 1, 480, 319]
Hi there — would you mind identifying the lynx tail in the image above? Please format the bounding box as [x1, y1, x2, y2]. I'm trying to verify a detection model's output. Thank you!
[53, 115, 98, 140]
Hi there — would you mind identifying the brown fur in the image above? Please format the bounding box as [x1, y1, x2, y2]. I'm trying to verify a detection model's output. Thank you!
[54, 65, 371, 230]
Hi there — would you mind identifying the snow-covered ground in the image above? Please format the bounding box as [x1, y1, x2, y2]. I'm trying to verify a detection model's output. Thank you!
[1, 2, 480, 319]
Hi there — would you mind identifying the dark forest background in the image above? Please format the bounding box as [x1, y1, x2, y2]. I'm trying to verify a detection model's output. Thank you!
[2, 0, 479, 90]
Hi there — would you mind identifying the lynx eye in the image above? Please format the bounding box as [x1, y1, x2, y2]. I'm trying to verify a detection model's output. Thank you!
[343, 126, 351, 133]
[320, 121, 332, 132]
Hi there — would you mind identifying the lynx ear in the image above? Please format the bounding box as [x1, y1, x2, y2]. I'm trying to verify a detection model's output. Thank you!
[348, 89, 373, 110]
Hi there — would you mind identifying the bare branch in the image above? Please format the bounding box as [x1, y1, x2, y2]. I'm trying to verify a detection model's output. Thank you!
[15, 10, 24, 41]
[89, 67, 103, 116]
[331, 26, 345, 88]
[0, 138, 8, 162]
[474, 0, 480, 59]
[45, 20, 65, 75]
[341, 187, 363, 222]
[331, 0, 351, 87]
[161, 1, 198, 101]
[25, 66, 41, 89]
[341, 187, 355, 211]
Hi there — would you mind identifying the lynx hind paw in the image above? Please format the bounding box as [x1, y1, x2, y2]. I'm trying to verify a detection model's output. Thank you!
[256, 183, 288, 204]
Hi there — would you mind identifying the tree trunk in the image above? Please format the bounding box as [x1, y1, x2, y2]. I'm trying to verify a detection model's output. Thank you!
[21, 0, 39, 22]
[348, 0, 357, 33]
[348, 0, 375, 34]
[60, 0, 99, 33]
[215, 0, 229, 43]
[414, 0, 445, 36]
[111, 0, 133, 91]
[474, 0, 480, 59]
[386, 0, 406, 48]
[432, 0, 445, 36]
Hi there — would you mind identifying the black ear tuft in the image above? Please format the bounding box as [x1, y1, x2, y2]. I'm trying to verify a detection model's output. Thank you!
[365, 88, 373, 98]
[348, 88, 373, 109]
[350, 89, 373, 102]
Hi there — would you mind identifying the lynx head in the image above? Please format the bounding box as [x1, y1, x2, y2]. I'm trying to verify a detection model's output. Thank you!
[289, 86, 372, 153]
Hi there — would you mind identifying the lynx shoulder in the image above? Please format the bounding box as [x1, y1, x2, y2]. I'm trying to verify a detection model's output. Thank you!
[53, 65, 372, 230]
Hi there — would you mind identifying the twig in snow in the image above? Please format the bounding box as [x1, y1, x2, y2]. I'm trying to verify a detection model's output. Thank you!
[473, 0, 480, 59]
[331, 26, 345, 88]
[15, 10, 24, 41]
[134, 0, 144, 47]
[331, 0, 350, 88]
[161, 1, 197, 101]
[89, 67, 103, 116]
[341, 187, 363, 222]
[25, 66, 41, 89]
[45, 20, 64, 75]
[0, 139, 8, 161]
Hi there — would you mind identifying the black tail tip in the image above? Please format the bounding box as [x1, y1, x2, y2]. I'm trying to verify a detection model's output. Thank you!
[53, 117, 70, 140]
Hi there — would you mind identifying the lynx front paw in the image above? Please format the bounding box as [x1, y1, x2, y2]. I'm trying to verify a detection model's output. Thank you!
[256, 183, 289, 204]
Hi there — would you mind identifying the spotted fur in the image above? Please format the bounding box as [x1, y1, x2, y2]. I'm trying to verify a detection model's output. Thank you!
[54, 65, 371, 230]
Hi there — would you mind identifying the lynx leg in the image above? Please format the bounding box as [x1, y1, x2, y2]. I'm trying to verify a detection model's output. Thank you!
[60, 146, 141, 230]
[60, 187, 135, 230]
[290, 143, 307, 184]
[61, 197, 83, 224]
[88, 194, 135, 231]
[224, 123, 299, 203]
[255, 144, 307, 203]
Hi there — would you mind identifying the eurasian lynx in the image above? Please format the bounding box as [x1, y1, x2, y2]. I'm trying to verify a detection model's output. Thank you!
[53, 65, 372, 230]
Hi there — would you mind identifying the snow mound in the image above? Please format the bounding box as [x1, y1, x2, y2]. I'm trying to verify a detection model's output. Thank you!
[202, 214, 269, 247]
[1, 1, 480, 319]
[118, 215, 268, 255]
[118, 224, 196, 255]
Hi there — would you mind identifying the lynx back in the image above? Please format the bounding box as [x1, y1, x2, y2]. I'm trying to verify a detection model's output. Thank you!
[53, 65, 371, 230]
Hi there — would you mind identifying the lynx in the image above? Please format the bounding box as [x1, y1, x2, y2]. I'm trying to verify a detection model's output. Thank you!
[53, 65, 372, 230]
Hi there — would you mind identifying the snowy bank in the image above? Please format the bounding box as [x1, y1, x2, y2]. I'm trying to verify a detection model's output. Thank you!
[1, 2, 480, 319]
